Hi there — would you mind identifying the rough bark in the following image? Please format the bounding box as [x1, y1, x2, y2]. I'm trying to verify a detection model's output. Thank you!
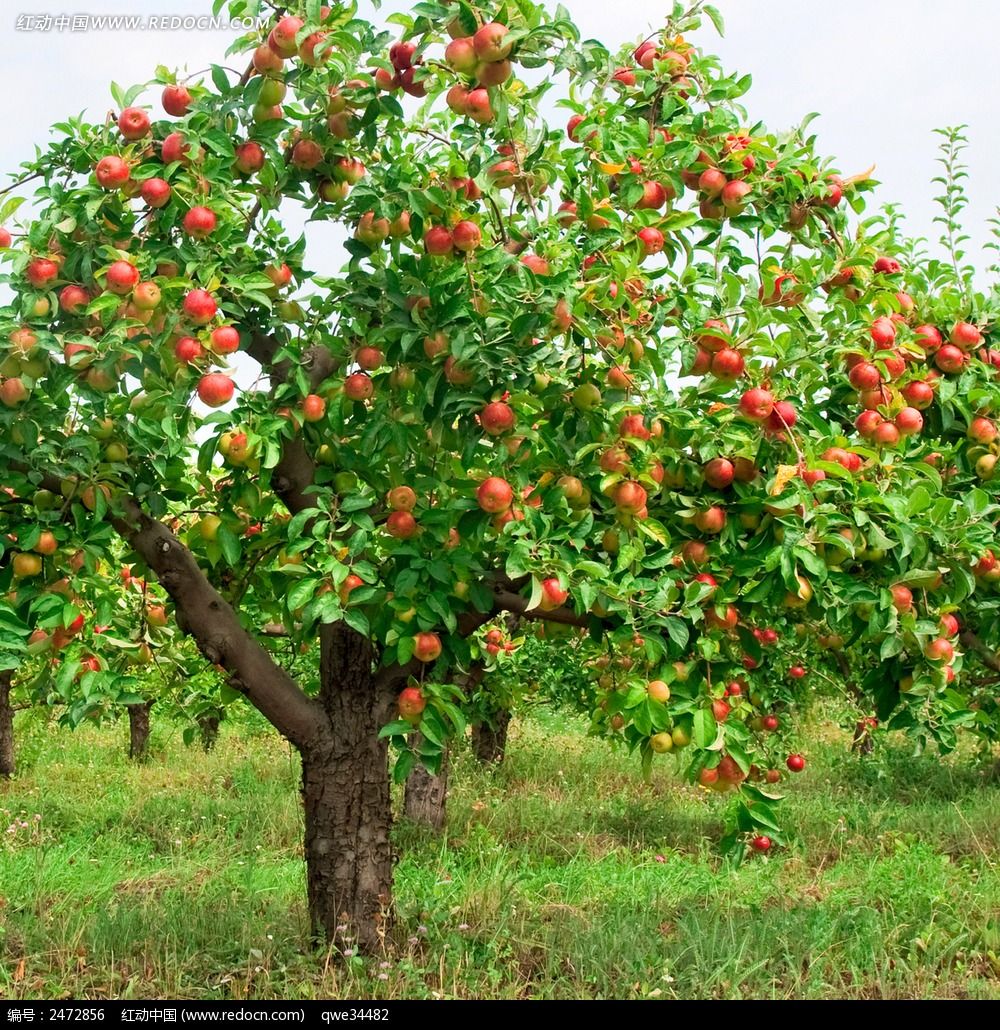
[198, 712, 221, 751]
[472, 708, 511, 765]
[301, 623, 394, 953]
[127, 700, 153, 761]
[404, 735, 449, 831]
[0, 671, 14, 778]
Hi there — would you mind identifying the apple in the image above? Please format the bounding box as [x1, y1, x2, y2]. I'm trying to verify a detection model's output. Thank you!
[234, 142, 265, 175]
[902, 380, 934, 409]
[118, 106, 150, 140]
[913, 324, 942, 351]
[870, 316, 896, 346]
[424, 226, 453, 256]
[477, 476, 514, 513]
[637, 226, 664, 257]
[890, 584, 913, 612]
[635, 181, 668, 210]
[264, 263, 293, 290]
[344, 372, 374, 401]
[301, 394, 326, 423]
[388, 486, 416, 512]
[874, 421, 900, 447]
[139, 177, 171, 208]
[183, 205, 217, 239]
[480, 401, 515, 436]
[161, 132, 196, 165]
[208, 325, 239, 355]
[721, 179, 751, 212]
[694, 506, 726, 534]
[710, 348, 744, 380]
[268, 15, 304, 58]
[253, 43, 283, 73]
[849, 362, 882, 391]
[968, 416, 997, 444]
[183, 289, 218, 324]
[894, 406, 923, 436]
[786, 753, 806, 773]
[924, 637, 954, 663]
[766, 400, 797, 434]
[12, 552, 42, 578]
[0, 378, 28, 407]
[0, 227, 10, 248]
[133, 281, 161, 311]
[197, 373, 234, 408]
[452, 220, 482, 252]
[354, 346, 383, 371]
[445, 36, 478, 73]
[174, 336, 204, 363]
[698, 767, 719, 787]
[423, 332, 449, 361]
[855, 410, 883, 438]
[300, 32, 330, 66]
[477, 59, 512, 86]
[703, 457, 735, 489]
[398, 685, 426, 723]
[106, 260, 140, 295]
[338, 573, 364, 605]
[96, 155, 130, 189]
[650, 732, 673, 753]
[739, 387, 774, 421]
[934, 344, 967, 374]
[58, 284, 89, 315]
[473, 21, 512, 62]
[784, 574, 813, 608]
[940, 613, 960, 637]
[521, 254, 551, 275]
[712, 698, 731, 723]
[162, 84, 191, 116]
[413, 632, 442, 663]
[612, 481, 647, 514]
[386, 511, 418, 539]
[751, 836, 771, 852]
[647, 680, 671, 703]
[950, 321, 982, 350]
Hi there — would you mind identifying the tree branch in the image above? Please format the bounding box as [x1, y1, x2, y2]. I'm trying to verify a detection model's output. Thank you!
[961, 630, 1000, 673]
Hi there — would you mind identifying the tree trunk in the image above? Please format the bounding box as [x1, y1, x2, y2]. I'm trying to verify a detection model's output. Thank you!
[301, 624, 394, 953]
[473, 708, 511, 764]
[404, 736, 449, 831]
[127, 700, 153, 761]
[0, 671, 14, 778]
[198, 712, 221, 751]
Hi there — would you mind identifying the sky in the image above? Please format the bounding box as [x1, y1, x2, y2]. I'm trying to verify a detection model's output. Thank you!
[3, 0, 996, 264]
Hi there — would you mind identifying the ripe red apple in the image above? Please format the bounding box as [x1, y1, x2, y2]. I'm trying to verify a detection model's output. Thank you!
[183, 289, 217, 324]
[0, 227, 10, 248]
[766, 400, 797, 434]
[344, 372, 374, 402]
[398, 685, 426, 723]
[870, 316, 896, 347]
[940, 613, 960, 637]
[894, 406, 923, 436]
[234, 142, 265, 175]
[698, 168, 727, 196]
[424, 226, 453, 256]
[739, 387, 774, 422]
[751, 835, 771, 852]
[968, 416, 997, 444]
[300, 31, 330, 66]
[0, 378, 28, 407]
[913, 324, 942, 351]
[521, 254, 551, 275]
[873, 256, 901, 274]
[481, 401, 515, 436]
[473, 21, 512, 62]
[161, 132, 195, 165]
[477, 476, 514, 514]
[924, 637, 954, 663]
[694, 506, 726, 534]
[786, 753, 805, 773]
[613, 481, 647, 514]
[848, 361, 882, 391]
[268, 15, 304, 57]
[96, 155, 130, 189]
[855, 409, 883, 438]
[538, 577, 569, 610]
[58, 284, 90, 315]
[890, 584, 913, 612]
[637, 226, 664, 257]
[696, 319, 731, 353]
[721, 179, 751, 212]
[174, 336, 204, 364]
[140, 177, 171, 208]
[934, 344, 967, 374]
[106, 260, 140, 295]
[762, 714, 780, 731]
[413, 632, 442, 663]
[162, 84, 191, 117]
[445, 36, 478, 73]
[710, 348, 744, 380]
[386, 511, 418, 539]
[118, 106, 150, 140]
[703, 457, 735, 489]
[197, 373, 234, 408]
[950, 321, 982, 350]
[712, 698, 731, 723]
[452, 220, 482, 253]
[874, 421, 900, 447]
[183, 206, 217, 239]
[901, 380, 934, 410]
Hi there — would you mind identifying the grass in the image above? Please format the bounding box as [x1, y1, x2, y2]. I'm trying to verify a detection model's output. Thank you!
[0, 705, 998, 1000]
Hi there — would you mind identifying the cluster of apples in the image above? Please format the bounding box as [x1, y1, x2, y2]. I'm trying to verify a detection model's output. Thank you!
[443, 21, 515, 125]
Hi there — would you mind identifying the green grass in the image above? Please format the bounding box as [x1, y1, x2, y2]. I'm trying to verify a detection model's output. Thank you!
[0, 707, 998, 1000]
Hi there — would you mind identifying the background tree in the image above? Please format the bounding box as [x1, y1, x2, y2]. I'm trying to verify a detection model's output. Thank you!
[0, 0, 998, 954]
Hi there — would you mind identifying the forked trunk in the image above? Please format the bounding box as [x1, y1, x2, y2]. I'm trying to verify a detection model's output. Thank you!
[301, 624, 394, 953]
[473, 707, 511, 764]
[0, 671, 14, 778]
[404, 736, 449, 831]
[127, 700, 153, 761]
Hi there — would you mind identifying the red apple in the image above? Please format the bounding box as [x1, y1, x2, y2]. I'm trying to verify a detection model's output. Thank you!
[786, 753, 805, 773]
[162, 84, 191, 116]
[197, 373, 234, 407]
[344, 372, 374, 401]
[478, 476, 514, 514]
[118, 106, 150, 140]
[183, 206, 217, 239]
[739, 387, 774, 422]
[473, 22, 512, 62]
[106, 260, 140, 295]
[95, 155, 130, 189]
[183, 289, 217, 324]
[140, 177, 171, 208]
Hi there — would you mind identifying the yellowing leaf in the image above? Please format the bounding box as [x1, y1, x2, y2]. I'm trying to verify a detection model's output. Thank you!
[770, 464, 800, 496]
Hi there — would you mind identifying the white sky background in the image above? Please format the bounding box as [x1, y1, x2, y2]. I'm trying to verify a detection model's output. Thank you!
[1, 0, 997, 351]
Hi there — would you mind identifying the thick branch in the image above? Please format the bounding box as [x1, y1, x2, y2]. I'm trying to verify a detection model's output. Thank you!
[961, 630, 1000, 673]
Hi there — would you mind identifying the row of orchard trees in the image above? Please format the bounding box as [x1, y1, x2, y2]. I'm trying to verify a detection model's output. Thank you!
[1, 0, 999, 952]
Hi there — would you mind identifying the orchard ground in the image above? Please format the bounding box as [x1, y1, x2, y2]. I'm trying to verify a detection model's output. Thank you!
[1, 708, 997, 1000]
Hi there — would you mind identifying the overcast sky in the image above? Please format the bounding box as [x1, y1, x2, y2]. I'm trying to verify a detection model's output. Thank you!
[2, 1, 996, 289]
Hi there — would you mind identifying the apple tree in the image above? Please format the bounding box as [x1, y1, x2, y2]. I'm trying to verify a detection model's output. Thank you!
[1, 0, 999, 952]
